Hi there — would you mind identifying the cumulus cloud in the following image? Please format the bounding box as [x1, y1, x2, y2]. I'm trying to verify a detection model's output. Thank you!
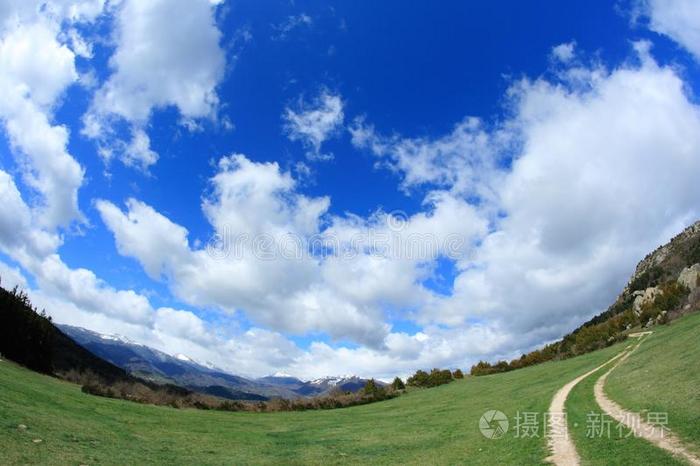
[551, 41, 576, 62]
[3, 1, 700, 380]
[0, 260, 28, 290]
[96, 45, 700, 371]
[96, 153, 488, 349]
[350, 116, 510, 203]
[97, 155, 384, 346]
[284, 91, 344, 161]
[358, 44, 700, 348]
[0, 17, 86, 229]
[639, 0, 700, 61]
[84, 0, 226, 169]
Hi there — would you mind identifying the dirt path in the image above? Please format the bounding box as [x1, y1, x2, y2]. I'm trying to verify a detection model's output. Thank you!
[594, 338, 700, 466]
[545, 350, 628, 465]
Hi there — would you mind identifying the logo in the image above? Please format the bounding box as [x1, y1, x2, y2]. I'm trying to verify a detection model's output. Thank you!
[479, 410, 509, 439]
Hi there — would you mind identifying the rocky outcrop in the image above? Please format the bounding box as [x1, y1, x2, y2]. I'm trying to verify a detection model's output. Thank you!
[632, 286, 662, 315]
[623, 220, 700, 296]
[678, 264, 700, 291]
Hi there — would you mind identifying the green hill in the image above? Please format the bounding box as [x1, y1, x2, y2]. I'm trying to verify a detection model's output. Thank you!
[2, 312, 699, 465]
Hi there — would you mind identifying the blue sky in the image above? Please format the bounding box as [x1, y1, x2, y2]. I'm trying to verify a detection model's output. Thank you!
[1, 0, 700, 379]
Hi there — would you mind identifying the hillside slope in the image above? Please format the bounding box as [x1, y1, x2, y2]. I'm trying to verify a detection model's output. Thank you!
[0, 286, 130, 383]
[0, 336, 631, 465]
[472, 220, 700, 376]
[605, 312, 700, 453]
[3, 313, 699, 464]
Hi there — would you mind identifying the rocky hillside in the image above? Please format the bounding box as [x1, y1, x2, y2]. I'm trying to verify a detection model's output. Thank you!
[472, 220, 700, 375]
[593, 220, 700, 326]
[627, 221, 700, 292]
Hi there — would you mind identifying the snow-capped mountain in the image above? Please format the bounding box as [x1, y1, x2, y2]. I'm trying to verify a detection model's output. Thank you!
[59, 325, 372, 400]
[306, 375, 368, 393]
[58, 325, 267, 400]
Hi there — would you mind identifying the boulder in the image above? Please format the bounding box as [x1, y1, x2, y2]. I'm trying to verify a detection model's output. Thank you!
[633, 286, 662, 314]
[678, 264, 700, 291]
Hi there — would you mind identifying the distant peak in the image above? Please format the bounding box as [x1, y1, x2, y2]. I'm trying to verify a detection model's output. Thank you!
[98, 333, 134, 344]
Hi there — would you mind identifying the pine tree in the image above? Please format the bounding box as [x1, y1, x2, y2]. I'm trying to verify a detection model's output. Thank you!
[391, 376, 405, 390]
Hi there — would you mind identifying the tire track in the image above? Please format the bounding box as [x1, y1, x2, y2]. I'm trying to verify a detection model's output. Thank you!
[594, 336, 700, 466]
[545, 349, 628, 465]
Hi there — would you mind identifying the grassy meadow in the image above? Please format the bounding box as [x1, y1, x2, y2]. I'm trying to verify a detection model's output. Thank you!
[1, 344, 626, 465]
[1, 312, 699, 465]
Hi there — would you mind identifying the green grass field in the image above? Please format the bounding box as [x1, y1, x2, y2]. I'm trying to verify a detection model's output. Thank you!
[605, 312, 700, 456]
[566, 363, 682, 465]
[1, 312, 699, 465]
[565, 312, 700, 465]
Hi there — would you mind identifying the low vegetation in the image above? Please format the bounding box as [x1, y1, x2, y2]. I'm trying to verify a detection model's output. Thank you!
[0, 333, 632, 464]
[407, 368, 455, 388]
[472, 271, 695, 376]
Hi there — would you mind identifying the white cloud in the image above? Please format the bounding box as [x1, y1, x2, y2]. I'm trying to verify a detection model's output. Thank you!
[551, 41, 576, 63]
[284, 91, 344, 161]
[0, 170, 61, 261]
[123, 128, 159, 170]
[97, 153, 489, 349]
[350, 116, 510, 202]
[0, 1, 106, 33]
[0, 260, 28, 290]
[96, 156, 387, 346]
[84, 0, 226, 169]
[0, 19, 85, 229]
[362, 45, 700, 348]
[28, 254, 154, 325]
[285, 323, 512, 380]
[95, 197, 191, 280]
[640, 0, 700, 61]
[3, 3, 700, 381]
[0, 20, 76, 107]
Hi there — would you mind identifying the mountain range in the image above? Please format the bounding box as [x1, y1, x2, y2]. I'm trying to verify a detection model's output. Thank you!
[59, 325, 372, 400]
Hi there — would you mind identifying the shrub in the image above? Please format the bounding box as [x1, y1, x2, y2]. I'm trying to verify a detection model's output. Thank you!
[452, 369, 464, 379]
[407, 369, 429, 387]
[391, 377, 405, 390]
[628, 265, 664, 292]
[407, 368, 454, 387]
[363, 379, 386, 398]
[428, 368, 453, 387]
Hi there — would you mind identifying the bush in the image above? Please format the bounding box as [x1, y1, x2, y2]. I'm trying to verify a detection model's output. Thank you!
[407, 369, 429, 387]
[452, 369, 464, 379]
[628, 265, 664, 293]
[391, 377, 405, 390]
[407, 368, 454, 388]
[362, 379, 386, 399]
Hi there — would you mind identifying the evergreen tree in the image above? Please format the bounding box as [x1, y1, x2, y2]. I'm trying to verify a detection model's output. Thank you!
[391, 376, 405, 390]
